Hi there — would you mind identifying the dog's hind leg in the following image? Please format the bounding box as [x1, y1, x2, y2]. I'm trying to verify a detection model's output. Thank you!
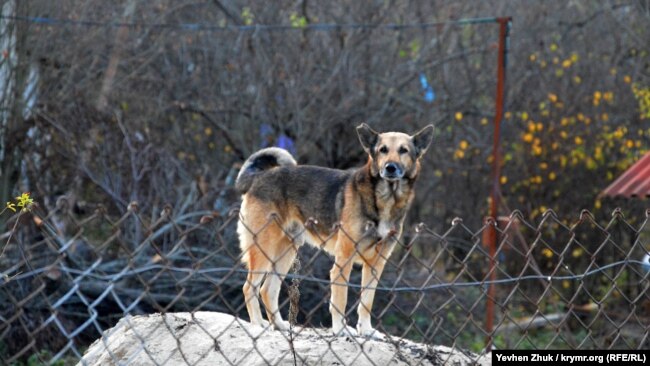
[329, 237, 356, 336]
[239, 204, 275, 328]
[260, 238, 297, 331]
[242, 244, 270, 327]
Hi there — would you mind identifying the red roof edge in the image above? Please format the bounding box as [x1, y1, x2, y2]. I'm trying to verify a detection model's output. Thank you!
[601, 151, 650, 198]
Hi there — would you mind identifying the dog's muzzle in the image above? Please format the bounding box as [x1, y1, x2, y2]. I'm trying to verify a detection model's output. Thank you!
[381, 162, 404, 181]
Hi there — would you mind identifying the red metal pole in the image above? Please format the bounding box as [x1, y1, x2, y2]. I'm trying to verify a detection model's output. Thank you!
[485, 16, 511, 349]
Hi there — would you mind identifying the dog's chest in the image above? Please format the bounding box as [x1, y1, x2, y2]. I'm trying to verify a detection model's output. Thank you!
[377, 217, 393, 238]
[374, 181, 407, 238]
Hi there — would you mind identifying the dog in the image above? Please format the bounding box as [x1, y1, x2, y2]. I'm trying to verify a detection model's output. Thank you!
[236, 123, 434, 336]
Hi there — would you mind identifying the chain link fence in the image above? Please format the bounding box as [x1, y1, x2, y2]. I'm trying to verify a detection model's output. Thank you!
[1, 200, 649, 365]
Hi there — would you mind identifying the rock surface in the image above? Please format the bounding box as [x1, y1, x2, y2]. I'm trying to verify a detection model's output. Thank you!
[79, 312, 490, 365]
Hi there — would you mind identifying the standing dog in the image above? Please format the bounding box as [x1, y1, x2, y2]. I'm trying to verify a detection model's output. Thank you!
[236, 123, 434, 336]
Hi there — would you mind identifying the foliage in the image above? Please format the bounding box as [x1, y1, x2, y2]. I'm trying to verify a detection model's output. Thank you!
[632, 84, 650, 120]
[503, 42, 648, 218]
[0, 2, 646, 228]
[4, 192, 34, 213]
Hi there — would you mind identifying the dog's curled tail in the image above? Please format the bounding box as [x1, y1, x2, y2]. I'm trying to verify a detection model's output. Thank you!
[235, 147, 297, 193]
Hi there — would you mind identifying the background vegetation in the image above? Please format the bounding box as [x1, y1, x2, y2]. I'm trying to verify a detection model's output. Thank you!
[0, 1, 648, 229]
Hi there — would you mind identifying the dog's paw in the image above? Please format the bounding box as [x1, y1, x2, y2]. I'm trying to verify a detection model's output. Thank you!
[332, 324, 357, 337]
[273, 320, 291, 332]
[250, 319, 271, 328]
[356, 325, 386, 340]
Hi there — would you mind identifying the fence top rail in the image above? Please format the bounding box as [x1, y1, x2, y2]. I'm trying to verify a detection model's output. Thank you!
[0, 14, 506, 32]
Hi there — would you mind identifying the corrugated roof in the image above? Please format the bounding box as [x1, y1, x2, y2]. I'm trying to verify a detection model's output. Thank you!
[602, 151, 650, 198]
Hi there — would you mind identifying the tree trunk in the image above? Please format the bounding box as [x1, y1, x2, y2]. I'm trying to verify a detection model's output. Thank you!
[0, 0, 29, 227]
[96, 0, 138, 111]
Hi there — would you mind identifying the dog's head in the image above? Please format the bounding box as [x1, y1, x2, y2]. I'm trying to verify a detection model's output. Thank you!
[356, 123, 434, 181]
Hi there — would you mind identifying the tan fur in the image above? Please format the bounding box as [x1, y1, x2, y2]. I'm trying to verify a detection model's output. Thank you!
[237, 124, 433, 336]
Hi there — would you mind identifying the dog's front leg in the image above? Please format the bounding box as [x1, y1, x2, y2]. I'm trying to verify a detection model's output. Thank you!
[329, 238, 356, 336]
[356, 243, 390, 338]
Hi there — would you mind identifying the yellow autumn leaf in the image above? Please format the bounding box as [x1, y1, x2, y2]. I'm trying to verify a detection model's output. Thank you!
[528, 122, 536, 132]
[572, 248, 584, 258]
[522, 133, 534, 143]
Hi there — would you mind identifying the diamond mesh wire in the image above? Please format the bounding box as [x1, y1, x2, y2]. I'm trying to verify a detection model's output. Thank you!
[1, 202, 649, 365]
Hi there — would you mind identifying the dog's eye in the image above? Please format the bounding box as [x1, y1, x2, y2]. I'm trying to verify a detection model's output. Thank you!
[378, 146, 388, 154]
[398, 146, 408, 154]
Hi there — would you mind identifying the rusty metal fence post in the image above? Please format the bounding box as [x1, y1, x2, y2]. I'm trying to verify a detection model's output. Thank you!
[485, 16, 512, 349]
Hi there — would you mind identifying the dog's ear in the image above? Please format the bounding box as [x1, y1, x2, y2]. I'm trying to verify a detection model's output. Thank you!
[356, 123, 379, 154]
[411, 124, 434, 158]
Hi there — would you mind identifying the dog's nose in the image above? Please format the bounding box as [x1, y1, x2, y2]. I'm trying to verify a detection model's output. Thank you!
[383, 162, 403, 178]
